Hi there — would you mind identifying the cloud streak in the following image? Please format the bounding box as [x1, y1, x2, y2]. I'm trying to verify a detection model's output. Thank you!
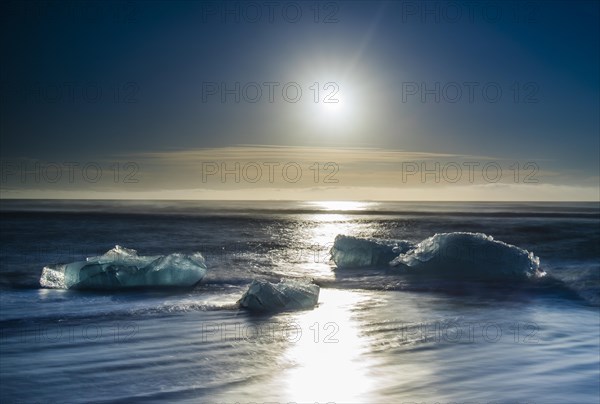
[2, 146, 598, 200]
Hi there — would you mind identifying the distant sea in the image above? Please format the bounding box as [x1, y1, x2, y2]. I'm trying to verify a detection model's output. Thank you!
[1, 200, 599, 403]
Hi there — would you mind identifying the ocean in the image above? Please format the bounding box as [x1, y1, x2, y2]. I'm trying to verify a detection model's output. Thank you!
[0, 200, 598, 403]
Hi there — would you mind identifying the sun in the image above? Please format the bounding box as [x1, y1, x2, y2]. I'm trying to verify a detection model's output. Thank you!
[284, 53, 377, 138]
[306, 83, 355, 134]
[317, 90, 344, 117]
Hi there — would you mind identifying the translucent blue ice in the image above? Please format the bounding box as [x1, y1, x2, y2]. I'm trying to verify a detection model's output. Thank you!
[390, 232, 544, 279]
[40, 245, 207, 290]
[238, 279, 320, 312]
[330, 232, 544, 280]
[330, 235, 414, 269]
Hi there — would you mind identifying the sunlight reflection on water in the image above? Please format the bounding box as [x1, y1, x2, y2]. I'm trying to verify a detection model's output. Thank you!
[277, 289, 378, 402]
[307, 201, 375, 212]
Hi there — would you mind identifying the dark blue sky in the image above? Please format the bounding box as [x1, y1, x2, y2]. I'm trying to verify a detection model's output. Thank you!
[1, 1, 598, 199]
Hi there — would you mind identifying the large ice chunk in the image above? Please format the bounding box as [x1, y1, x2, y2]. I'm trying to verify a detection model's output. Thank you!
[330, 235, 414, 269]
[390, 232, 544, 280]
[238, 279, 320, 312]
[40, 245, 207, 290]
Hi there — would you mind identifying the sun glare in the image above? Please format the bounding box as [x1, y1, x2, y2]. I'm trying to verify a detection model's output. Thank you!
[289, 63, 366, 136]
[311, 201, 370, 211]
[310, 84, 354, 132]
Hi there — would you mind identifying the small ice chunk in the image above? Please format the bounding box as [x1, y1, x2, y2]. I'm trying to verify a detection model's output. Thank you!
[390, 232, 543, 279]
[238, 279, 320, 312]
[39, 263, 67, 289]
[330, 235, 414, 269]
[40, 246, 207, 290]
